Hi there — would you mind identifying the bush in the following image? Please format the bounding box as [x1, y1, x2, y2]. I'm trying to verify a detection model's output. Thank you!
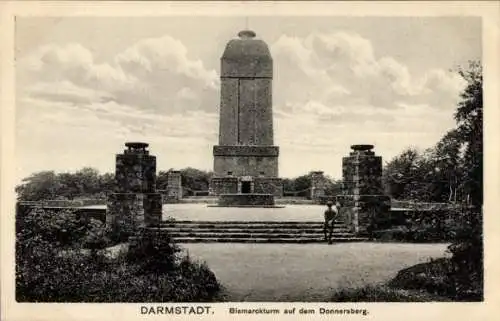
[177, 255, 221, 300]
[16, 207, 104, 248]
[126, 228, 182, 274]
[339, 206, 483, 302]
[446, 207, 483, 300]
[384, 207, 483, 301]
[372, 226, 411, 241]
[82, 219, 111, 250]
[372, 206, 467, 243]
[387, 258, 454, 296]
[17, 249, 222, 302]
[16, 208, 222, 302]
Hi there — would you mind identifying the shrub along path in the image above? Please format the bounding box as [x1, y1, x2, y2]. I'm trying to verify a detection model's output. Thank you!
[181, 242, 449, 301]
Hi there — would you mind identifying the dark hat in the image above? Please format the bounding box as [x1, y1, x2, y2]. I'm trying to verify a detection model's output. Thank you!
[326, 201, 334, 206]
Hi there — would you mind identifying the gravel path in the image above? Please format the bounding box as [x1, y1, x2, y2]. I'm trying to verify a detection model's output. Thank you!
[181, 242, 450, 301]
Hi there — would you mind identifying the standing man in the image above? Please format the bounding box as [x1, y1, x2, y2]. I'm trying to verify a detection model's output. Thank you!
[323, 201, 341, 244]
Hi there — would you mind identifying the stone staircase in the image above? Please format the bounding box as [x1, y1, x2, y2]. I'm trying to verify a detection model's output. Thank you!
[152, 220, 368, 243]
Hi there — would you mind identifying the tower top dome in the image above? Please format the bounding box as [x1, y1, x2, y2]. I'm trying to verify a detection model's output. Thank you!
[238, 30, 256, 39]
[221, 30, 272, 78]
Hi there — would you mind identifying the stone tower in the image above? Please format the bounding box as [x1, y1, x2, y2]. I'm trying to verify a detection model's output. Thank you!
[211, 30, 283, 196]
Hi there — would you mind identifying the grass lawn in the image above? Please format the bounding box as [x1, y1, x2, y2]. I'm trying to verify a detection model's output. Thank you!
[181, 242, 450, 301]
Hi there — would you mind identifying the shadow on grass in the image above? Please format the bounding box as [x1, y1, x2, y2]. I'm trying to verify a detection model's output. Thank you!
[330, 284, 452, 302]
[329, 256, 482, 302]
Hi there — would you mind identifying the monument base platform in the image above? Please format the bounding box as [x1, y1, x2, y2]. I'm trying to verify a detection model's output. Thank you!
[208, 205, 286, 208]
[216, 193, 278, 207]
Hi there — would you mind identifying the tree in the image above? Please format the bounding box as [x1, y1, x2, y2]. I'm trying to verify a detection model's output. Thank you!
[73, 167, 101, 197]
[324, 176, 343, 196]
[382, 147, 421, 200]
[57, 172, 80, 199]
[454, 61, 482, 207]
[446, 61, 483, 300]
[282, 172, 342, 197]
[432, 129, 464, 202]
[99, 172, 116, 196]
[15, 171, 62, 201]
[179, 167, 213, 194]
[16, 168, 115, 201]
[156, 171, 170, 190]
[293, 173, 312, 193]
[282, 178, 294, 193]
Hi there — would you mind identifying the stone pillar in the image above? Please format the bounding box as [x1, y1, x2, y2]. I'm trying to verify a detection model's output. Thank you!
[339, 145, 390, 236]
[106, 142, 162, 240]
[311, 171, 326, 202]
[166, 170, 182, 201]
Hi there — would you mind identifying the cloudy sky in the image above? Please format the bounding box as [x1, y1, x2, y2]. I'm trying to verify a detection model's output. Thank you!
[15, 16, 481, 181]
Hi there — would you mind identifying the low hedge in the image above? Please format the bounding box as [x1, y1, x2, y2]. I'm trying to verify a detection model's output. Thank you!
[16, 208, 222, 302]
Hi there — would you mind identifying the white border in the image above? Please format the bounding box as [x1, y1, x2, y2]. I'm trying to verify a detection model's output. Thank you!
[1, 2, 499, 321]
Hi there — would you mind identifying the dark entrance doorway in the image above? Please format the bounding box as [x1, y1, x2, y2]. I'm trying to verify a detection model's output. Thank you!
[241, 181, 252, 194]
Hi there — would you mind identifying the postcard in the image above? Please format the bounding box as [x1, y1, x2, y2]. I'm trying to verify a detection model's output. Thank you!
[1, 1, 499, 321]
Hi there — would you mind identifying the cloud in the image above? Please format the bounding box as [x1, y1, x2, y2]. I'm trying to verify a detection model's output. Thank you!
[16, 30, 467, 179]
[271, 31, 466, 121]
[18, 31, 464, 129]
[269, 31, 464, 176]
[26, 81, 115, 105]
[115, 36, 217, 86]
[111, 35, 219, 113]
[15, 95, 218, 182]
[18, 36, 219, 116]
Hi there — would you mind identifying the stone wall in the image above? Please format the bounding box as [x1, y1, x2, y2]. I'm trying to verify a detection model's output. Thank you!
[210, 176, 283, 197]
[16, 203, 107, 222]
[218, 193, 275, 206]
[213, 146, 279, 157]
[253, 177, 283, 197]
[214, 154, 279, 177]
[213, 145, 279, 177]
[210, 177, 239, 195]
[23, 199, 106, 207]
